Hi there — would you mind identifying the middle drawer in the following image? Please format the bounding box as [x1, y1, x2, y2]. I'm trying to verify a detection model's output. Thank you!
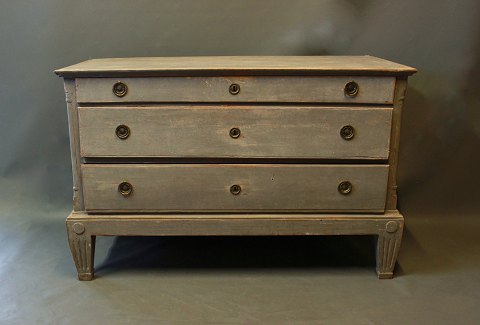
[78, 106, 392, 159]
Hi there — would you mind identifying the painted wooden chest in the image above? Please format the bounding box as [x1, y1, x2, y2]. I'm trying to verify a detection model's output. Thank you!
[55, 56, 416, 280]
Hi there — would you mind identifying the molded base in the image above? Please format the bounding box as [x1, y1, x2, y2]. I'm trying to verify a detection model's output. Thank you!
[66, 210, 404, 280]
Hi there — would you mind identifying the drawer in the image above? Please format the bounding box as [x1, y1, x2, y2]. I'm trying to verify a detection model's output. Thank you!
[78, 106, 393, 159]
[76, 76, 395, 104]
[82, 164, 389, 212]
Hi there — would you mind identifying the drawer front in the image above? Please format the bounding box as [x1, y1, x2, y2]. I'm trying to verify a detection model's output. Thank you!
[76, 76, 395, 104]
[82, 164, 389, 212]
[78, 106, 392, 159]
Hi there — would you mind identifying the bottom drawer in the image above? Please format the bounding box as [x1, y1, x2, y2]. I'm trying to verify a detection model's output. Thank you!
[81, 164, 389, 212]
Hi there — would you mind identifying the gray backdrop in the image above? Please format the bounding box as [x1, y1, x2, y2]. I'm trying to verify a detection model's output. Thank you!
[1, 0, 479, 323]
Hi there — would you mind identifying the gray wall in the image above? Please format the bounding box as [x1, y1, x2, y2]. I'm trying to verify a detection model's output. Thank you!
[1, 0, 479, 217]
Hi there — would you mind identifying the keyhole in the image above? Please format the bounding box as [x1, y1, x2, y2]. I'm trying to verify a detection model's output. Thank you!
[229, 127, 241, 138]
[229, 83, 240, 95]
[230, 184, 242, 195]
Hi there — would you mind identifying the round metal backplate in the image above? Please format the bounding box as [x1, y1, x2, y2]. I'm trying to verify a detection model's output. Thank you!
[230, 184, 242, 195]
[338, 181, 352, 195]
[344, 81, 359, 97]
[340, 125, 355, 140]
[229, 127, 241, 139]
[113, 81, 128, 97]
[118, 182, 133, 197]
[115, 125, 130, 139]
[229, 83, 240, 95]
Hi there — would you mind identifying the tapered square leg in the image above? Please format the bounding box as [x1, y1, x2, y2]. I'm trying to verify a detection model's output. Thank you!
[66, 221, 96, 281]
[376, 219, 404, 279]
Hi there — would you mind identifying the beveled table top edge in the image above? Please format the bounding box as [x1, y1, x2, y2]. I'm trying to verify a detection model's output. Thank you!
[54, 55, 417, 77]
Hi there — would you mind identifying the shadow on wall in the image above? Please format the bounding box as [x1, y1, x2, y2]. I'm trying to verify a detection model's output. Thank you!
[283, 0, 372, 56]
[398, 23, 480, 218]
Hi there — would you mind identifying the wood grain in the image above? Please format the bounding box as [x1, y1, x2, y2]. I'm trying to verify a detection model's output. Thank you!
[75, 76, 395, 104]
[81, 164, 389, 212]
[67, 210, 403, 236]
[55, 56, 417, 77]
[78, 106, 393, 159]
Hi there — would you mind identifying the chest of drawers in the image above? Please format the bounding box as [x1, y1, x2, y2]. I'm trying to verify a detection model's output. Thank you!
[55, 56, 416, 280]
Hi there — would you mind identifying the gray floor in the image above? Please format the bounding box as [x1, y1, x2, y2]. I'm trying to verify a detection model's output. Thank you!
[1, 182, 479, 324]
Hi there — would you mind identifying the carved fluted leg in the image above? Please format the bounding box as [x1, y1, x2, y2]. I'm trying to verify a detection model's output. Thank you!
[376, 220, 403, 279]
[66, 221, 96, 281]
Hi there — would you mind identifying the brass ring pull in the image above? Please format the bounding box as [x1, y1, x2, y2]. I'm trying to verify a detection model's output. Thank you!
[229, 83, 240, 95]
[113, 81, 128, 97]
[115, 125, 130, 139]
[338, 181, 352, 195]
[118, 182, 133, 197]
[230, 184, 242, 195]
[340, 125, 355, 140]
[344, 81, 359, 97]
[229, 127, 241, 139]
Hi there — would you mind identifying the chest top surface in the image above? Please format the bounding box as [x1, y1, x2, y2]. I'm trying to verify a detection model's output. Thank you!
[55, 56, 416, 78]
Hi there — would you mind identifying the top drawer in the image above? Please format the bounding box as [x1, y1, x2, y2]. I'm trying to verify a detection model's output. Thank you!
[75, 76, 395, 104]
